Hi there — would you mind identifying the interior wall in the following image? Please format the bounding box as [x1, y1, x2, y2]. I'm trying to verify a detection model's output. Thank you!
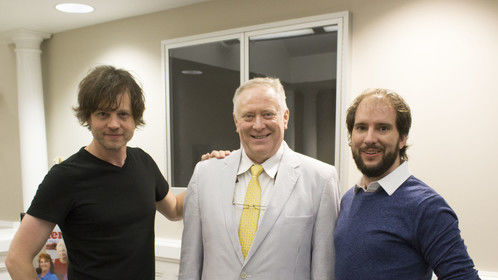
[0, 43, 23, 221]
[345, 0, 498, 271]
[0, 0, 492, 271]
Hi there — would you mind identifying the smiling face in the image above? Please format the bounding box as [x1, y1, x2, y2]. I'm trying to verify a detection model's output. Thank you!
[87, 91, 136, 155]
[234, 85, 289, 164]
[39, 256, 51, 273]
[351, 95, 407, 184]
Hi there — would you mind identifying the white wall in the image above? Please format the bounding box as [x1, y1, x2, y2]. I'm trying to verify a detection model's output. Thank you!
[0, 43, 23, 221]
[1, 0, 497, 273]
[346, 0, 498, 270]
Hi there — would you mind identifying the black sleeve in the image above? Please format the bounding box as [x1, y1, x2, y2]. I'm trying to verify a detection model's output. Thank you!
[27, 165, 73, 226]
[153, 159, 169, 202]
[138, 148, 169, 201]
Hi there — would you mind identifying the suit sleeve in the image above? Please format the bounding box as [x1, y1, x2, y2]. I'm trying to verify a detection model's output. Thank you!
[179, 163, 204, 280]
[311, 167, 340, 280]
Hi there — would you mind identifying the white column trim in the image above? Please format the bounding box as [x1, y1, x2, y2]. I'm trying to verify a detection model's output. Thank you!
[8, 29, 52, 211]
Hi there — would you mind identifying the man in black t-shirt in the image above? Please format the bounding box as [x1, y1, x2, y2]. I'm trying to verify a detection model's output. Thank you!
[6, 65, 185, 280]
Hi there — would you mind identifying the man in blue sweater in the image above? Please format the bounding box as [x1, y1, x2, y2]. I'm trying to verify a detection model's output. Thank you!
[334, 89, 480, 279]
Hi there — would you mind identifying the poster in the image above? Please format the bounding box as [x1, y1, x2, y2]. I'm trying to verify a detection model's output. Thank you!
[21, 213, 68, 280]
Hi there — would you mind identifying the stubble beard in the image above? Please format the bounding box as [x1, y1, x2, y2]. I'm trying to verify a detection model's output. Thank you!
[95, 133, 131, 152]
[352, 142, 399, 178]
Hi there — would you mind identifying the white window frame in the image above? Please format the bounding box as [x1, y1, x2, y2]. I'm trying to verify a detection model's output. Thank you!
[162, 11, 350, 191]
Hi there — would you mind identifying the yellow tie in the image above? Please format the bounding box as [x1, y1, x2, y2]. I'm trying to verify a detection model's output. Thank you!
[239, 164, 264, 259]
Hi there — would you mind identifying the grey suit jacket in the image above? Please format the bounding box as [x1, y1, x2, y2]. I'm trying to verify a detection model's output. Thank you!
[179, 147, 340, 280]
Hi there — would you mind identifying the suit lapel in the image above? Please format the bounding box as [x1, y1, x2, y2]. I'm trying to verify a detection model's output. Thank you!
[222, 149, 245, 264]
[244, 148, 301, 263]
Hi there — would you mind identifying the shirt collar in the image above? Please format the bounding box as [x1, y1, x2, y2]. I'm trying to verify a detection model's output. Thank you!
[354, 161, 411, 196]
[237, 141, 286, 179]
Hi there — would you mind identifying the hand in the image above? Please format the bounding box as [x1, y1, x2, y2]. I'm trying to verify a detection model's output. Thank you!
[200, 150, 232, 161]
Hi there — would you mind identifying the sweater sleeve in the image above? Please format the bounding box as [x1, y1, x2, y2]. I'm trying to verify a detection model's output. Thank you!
[416, 194, 479, 280]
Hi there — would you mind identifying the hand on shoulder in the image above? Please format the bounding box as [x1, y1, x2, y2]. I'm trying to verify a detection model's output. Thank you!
[200, 150, 232, 161]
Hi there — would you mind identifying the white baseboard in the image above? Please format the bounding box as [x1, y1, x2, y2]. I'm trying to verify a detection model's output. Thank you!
[154, 239, 181, 280]
[433, 271, 498, 280]
[155, 237, 181, 261]
[0, 221, 18, 229]
[0, 227, 16, 252]
[0, 221, 17, 277]
[481, 271, 498, 280]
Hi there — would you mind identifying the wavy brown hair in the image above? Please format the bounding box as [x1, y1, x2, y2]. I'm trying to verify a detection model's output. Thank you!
[73, 65, 145, 127]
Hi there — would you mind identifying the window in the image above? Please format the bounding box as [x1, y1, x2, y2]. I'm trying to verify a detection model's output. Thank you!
[163, 12, 349, 187]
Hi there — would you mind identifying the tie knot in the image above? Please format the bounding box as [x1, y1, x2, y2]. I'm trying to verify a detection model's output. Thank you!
[250, 164, 264, 177]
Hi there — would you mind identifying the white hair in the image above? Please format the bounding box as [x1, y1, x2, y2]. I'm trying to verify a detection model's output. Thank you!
[233, 77, 288, 116]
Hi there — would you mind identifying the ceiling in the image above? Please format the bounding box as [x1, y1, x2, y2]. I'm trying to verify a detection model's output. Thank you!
[0, 0, 210, 35]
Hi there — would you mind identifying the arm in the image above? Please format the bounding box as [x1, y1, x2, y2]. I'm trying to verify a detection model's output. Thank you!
[417, 195, 479, 279]
[6, 214, 55, 280]
[311, 168, 340, 280]
[156, 191, 186, 221]
[178, 164, 203, 280]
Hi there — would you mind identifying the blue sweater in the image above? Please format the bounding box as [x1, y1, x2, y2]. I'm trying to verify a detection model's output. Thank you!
[334, 176, 479, 280]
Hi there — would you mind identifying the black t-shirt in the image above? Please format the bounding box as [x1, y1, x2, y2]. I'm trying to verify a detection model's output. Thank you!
[28, 147, 169, 280]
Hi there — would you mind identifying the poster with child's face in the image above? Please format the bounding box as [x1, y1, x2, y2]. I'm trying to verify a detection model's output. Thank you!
[21, 214, 68, 280]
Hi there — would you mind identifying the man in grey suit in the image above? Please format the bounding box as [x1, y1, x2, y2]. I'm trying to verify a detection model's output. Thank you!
[179, 77, 340, 280]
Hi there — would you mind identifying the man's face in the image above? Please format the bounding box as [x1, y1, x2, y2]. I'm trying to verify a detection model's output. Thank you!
[234, 86, 289, 164]
[351, 95, 407, 179]
[88, 92, 135, 153]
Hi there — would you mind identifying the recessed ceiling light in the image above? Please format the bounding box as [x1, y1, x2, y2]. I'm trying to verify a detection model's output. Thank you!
[181, 70, 203, 75]
[55, 3, 95, 14]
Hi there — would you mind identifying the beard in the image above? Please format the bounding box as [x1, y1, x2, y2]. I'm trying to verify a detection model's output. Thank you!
[352, 141, 399, 178]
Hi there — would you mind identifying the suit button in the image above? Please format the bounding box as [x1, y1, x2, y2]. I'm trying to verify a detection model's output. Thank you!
[240, 272, 248, 279]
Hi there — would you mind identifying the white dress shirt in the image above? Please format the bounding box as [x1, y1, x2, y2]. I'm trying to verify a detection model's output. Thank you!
[233, 142, 285, 228]
[354, 161, 411, 196]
